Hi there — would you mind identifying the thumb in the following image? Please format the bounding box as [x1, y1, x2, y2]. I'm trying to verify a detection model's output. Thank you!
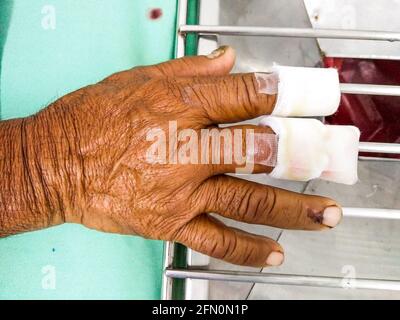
[147, 45, 236, 78]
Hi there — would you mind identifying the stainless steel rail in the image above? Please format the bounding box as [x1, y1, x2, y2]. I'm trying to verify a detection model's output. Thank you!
[359, 142, 400, 154]
[161, 241, 175, 300]
[180, 25, 400, 42]
[359, 156, 400, 162]
[340, 83, 400, 96]
[343, 207, 400, 220]
[165, 268, 400, 291]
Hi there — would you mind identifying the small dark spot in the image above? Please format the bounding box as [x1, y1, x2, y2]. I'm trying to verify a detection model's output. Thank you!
[52, 248, 56, 252]
[313, 14, 319, 21]
[149, 8, 162, 20]
[307, 208, 324, 225]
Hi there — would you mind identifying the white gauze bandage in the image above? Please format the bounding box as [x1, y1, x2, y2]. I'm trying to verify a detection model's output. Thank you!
[255, 65, 341, 117]
[259, 116, 360, 185]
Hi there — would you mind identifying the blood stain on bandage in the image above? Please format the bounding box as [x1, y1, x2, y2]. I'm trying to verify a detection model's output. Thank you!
[149, 8, 163, 20]
[250, 132, 278, 167]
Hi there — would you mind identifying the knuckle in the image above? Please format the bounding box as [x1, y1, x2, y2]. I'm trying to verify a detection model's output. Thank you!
[205, 234, 224, 259]
[218, 230, 238, 261]
[139, 79, 181, 112]
[237, 75, 252, 101]
[242, 242, 257, 265]
[234, 75, 255, 115]
[189, 81, 218, 111]
[240, 186, 280, 224]
[217, 184, 243, 215]
[101, 72, 123, 85]
[263, 187, 279, 219]
[191, 186, 211, 214]
[236, 187, 257, 220]
[239, 187, 278, 224]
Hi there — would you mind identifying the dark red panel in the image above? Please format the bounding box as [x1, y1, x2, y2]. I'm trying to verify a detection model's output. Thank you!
[324, 57, 400, 158]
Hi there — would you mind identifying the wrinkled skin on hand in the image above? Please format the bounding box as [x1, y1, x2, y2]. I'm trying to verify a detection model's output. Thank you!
[0, 46, 342, 267]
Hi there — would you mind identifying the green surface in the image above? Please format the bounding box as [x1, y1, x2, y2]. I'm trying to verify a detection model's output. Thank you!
[0, 0, 177, 299]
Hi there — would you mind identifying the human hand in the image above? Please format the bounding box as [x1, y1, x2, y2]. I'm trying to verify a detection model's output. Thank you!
[1, 46, 342, 267]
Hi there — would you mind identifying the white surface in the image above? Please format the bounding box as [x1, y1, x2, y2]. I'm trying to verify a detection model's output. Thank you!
[304, 0, 400, 59]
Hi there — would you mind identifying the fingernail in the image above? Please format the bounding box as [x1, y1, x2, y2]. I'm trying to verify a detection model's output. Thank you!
[323, 206, 342, 228]
[266, 251, 284, 266]
[207, 45, 228, 59]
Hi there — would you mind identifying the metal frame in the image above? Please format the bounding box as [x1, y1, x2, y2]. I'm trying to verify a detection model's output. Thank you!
[166, 269, 400, 291]
[359, 142, 400, 154]
[180, 25, 400, 42]
[162, 0, 400, 299]
[340, 83, 400, 96]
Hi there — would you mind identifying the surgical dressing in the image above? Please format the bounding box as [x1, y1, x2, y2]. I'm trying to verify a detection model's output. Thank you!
[255, 65, 341, 117]
[259, 116, 360, 185]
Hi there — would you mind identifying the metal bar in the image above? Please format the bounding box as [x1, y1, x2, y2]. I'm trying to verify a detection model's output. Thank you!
[176, 0, 188, 58]
[166, 268, 400, 291]
[343, 207, 400, 220]
[324, 52, 400, 61]
[359, 142, 400, 154]
[340, 83, 400, 96]
[161, 241, 176, 300]
[359, 156, 400, 162]
[180, 25, 400, 42]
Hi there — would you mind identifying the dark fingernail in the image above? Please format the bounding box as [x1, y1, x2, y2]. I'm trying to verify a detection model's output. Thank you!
[207, 45, 229, 59]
